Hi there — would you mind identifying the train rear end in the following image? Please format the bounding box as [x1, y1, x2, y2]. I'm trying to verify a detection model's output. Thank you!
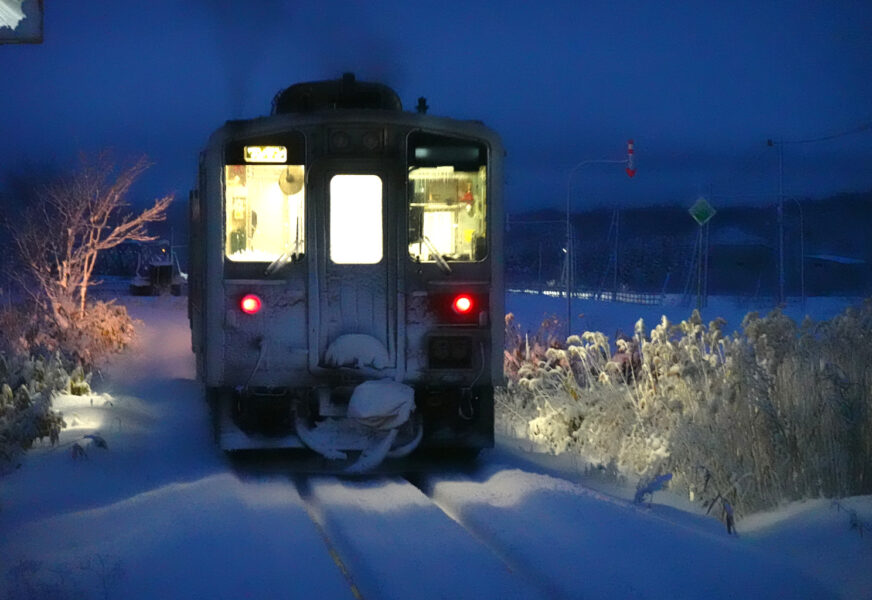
[188, 75, 503, 470]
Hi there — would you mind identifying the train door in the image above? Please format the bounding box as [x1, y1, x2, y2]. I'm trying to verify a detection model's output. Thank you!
[308, 160, 399, 375]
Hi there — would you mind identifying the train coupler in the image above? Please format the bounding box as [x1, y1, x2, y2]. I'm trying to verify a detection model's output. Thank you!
[294, 380, 423, 472]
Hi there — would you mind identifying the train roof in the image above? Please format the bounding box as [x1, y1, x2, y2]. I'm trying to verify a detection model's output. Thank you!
[272, 73, 402, 114]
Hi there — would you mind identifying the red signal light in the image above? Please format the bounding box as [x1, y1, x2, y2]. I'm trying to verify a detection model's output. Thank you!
[452, 294, 474, 315]
[240, 294, 262, 315]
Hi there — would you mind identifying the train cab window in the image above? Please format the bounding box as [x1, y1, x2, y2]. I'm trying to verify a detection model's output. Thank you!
[224, 164, 305, 262]
[408, 133, 487, 263]
[330, 174, 383, 264]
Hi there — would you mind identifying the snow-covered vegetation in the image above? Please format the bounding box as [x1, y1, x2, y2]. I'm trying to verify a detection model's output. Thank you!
[500, 299, 872, 519]
[0, 351, 91, 470]
[7, 153, 170, 324]
[1, 297, 870, 599]
[1, 300, 138, 368]
[0, 153, 168, 470]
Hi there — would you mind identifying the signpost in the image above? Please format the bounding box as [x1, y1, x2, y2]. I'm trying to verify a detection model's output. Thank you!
[689, 196, 716, 226]
[688, 197, 715, 310]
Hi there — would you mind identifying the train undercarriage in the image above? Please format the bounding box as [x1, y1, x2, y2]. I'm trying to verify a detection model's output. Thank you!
[209, 382, 494, 471]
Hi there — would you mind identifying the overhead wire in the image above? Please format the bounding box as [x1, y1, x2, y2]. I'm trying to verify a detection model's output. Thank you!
[780, 120, 872, 145]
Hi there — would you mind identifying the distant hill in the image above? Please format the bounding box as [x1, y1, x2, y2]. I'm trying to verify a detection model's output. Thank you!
[506, 191, 872, 296]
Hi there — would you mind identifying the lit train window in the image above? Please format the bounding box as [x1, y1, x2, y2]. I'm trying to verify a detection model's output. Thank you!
[330, 174, 383, 264]
[224, 164, 305, 262]
[408, 133, 487, 262]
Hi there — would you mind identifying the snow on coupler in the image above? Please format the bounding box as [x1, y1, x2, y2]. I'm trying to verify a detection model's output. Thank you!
[294, 380, 422, 473]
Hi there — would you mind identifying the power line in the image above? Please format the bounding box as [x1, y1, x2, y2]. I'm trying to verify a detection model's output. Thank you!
[776, 120, 872, 145]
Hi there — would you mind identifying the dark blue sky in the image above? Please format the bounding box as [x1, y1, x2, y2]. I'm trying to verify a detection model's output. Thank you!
[2, 1, 871, 214]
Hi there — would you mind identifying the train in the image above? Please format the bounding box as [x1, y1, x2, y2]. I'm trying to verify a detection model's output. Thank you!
[188, 73, 503, 470]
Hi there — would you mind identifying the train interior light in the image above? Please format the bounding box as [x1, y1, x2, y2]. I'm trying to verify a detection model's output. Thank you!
[329, 174, 383, 264]
[224, 164, 306, 263]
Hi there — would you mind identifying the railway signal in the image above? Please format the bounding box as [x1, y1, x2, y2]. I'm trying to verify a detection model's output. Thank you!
[626, 139, 636, 178]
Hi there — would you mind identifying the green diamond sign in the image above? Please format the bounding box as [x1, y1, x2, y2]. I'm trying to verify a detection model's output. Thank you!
[689, 197, 716, 226]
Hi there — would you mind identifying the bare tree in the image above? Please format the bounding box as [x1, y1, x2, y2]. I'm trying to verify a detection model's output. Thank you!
[10, 153, 172, 329]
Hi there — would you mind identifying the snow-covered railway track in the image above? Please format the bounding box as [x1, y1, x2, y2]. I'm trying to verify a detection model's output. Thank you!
[223, 458, 835, 600]
[403, 472, 571, 600]
[294, 476, 366, 600]
[290, 473, 555, 600]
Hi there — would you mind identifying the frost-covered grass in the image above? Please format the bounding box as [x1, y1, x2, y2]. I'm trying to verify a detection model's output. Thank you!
[499, 298, 872, 519]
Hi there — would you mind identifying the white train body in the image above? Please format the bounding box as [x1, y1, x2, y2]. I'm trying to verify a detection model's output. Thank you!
[188, 75, 503, 462]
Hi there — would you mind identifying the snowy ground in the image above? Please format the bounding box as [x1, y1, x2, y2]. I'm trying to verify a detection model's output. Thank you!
[1, 295, 870, 599]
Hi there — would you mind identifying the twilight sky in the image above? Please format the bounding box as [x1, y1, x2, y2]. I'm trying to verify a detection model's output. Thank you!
[1, 0, 871, 214]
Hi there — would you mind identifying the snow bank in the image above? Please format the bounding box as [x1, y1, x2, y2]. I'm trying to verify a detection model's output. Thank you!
[426, 465, 838, 600]
[3, 473, 352, 599]
[1, 296, 352, 599]
[740, 496, 872, 600]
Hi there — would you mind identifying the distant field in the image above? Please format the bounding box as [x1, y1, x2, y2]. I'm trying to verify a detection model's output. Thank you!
[505, 289, 865, 339]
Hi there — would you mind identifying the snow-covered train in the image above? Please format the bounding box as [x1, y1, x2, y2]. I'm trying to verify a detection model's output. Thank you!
[188, 74, 503, 469]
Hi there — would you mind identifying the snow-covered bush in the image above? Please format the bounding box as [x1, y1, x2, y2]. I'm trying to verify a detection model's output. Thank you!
[0, 350, 93, 469]
[499, 299, 872, 518]
[0, 300, 137, 369]
[0, 289, 132, 470]
[54, 300, 138, 367]
[504, 312, 566, 381]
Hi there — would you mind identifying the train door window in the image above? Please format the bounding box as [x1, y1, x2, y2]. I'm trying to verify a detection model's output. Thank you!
[330, 174, 383, 264]
[408, 133, 487, 263]
[224, 164, 305, 262]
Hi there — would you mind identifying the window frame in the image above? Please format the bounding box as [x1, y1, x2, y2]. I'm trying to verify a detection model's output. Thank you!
[406, 131, 490, 264]
[221, 132, 306, 279]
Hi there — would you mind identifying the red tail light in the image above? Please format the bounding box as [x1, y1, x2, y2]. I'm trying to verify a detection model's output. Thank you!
[452, 294, 474, 315]
[240, 294, 262, 315]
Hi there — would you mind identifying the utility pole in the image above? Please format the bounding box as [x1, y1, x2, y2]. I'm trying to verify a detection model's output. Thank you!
[791, 197, 805, 309]
[777, 139, 785, 305]
[767, 122, 872, 306]
[766, 138, 785, 305]
[564, 145, 635, 337]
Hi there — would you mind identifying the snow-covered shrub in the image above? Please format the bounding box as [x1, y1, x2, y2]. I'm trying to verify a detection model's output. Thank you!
[65, 300, 137, 366]
[0, 300, 137, 369]
[499, 299, 872, 518]
[0, 352, 92, 469]
[504, 312, 567, 382]
[672, 303, 872, 514]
